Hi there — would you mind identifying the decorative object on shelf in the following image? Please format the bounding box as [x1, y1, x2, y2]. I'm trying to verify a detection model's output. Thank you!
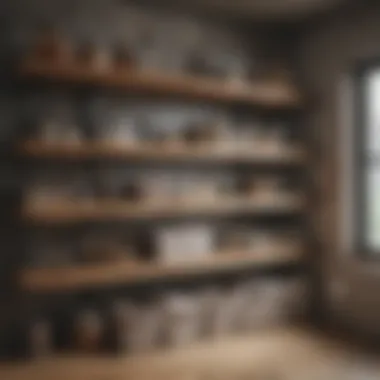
[156, 130, 183, 149]
[208, 120, 236, 153]
[110, 300, 133, 353]
[220, 224, 301, 256]
[182, 122, 218, 146]
[185, 53, 219, 77]
[233, 175, 289, 201]
[79, 232, 136, 263]
[35, 119, 83, 144]
[254, 177, 289, 200]
[198, 287, 222, 337]
[143, 124, 182, 148]
[185, 31, 249, 82]
[168, 172, 220, 204]
[248, 230, 279, 252]
[259, 125, 291, 154]
[76, 43, 112, 71]
[162, 292, 202, 347]
[211, 283, 248, 336]
[75, 43, 95, 67]
[265, 66, 295, 86]
[185, 49, 244, 80]
[97, 167, 141, 200]
[113, 43, 135, 70]
[192, 177, 220, 203]
[278, 229, 303, 251]
[140, 170, 219, 205]
[29, 237, 75, 268]
[134, 23, 160, 71]
[139, 170, 173, 204]
[32, 27, 72, 63]
[234, 177, 256, 198]
[121, 301, 163, 353]
[25, 170, 93, 208]
[243, 279, 284, 329]
[74, 309, 105, 353]
[28, 317, 53, 358]
[220, 226, 253, 252]
[231, 122, 264, 152]
[100, 119, 137, 145]
[119, 182, 144, 203]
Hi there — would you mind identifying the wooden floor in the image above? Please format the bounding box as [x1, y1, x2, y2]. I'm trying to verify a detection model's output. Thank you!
[0, 326, 379, 380]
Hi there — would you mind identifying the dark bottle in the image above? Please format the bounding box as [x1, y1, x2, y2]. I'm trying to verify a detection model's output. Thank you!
[28, 318, 53, 358]
[74, 309, 104, 353]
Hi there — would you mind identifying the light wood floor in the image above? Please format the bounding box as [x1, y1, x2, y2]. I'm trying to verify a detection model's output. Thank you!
[0, 326, 379, 380]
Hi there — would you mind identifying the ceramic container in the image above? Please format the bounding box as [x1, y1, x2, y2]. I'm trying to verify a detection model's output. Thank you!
[74, 309, 104, 353]
[162, 293, 202, 347]
[28, 318, 53, 358]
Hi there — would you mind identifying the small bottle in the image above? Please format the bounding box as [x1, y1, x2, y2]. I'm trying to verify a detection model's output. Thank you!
[74, 309, 104, 353]
[28, 318, 53, 358]
[113, 44, 135, 70]
[111, 300, 133, 353]
[33, 26, 73, 63]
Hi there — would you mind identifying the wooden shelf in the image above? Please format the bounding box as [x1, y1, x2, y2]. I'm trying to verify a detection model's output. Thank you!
[19, 247, 302, 292]
[0, 328, 344, 380]
[19, 140, 305, 164]
[22, 195, 304, 224]
[20, 57, 301, 108]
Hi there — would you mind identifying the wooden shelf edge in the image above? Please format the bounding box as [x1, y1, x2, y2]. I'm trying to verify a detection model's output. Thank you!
[19, 249, 303, 292]
[0, 327, 328, 378]
[20, 57, 302, 108]
[19, 141, 306, 164]
[22, 196, 304, 224]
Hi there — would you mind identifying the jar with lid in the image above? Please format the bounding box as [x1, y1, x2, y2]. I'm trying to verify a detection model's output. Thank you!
[110, 300, 134, 353]
[28, 317, 53, 358]
[32, 26, 73, 63]
[162, 292, 202, 347]
[73, 309, 104, 353]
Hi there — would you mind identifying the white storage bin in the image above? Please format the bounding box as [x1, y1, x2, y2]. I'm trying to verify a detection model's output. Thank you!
[155, 224, 215, 265]
[211, 283, 251, 336]
[119, 301, 163, 353]
[162, 293, 202, 347]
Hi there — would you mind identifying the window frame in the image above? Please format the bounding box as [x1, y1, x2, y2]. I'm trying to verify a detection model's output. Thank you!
[354, 58, 380, 257]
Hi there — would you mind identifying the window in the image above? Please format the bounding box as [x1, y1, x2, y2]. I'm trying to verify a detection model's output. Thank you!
[355, 63, 380, 254]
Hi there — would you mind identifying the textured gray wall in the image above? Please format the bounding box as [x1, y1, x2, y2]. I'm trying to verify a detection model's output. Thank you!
[299, 2, 380, 334]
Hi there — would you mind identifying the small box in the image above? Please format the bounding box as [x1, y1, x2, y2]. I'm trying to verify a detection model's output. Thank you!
[155, 224, 215, 265]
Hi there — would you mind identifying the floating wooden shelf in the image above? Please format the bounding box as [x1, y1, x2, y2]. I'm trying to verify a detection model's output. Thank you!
[19, 247, 302, 292]
[23, 195, 304, 224]
[0, 327, 336, 380]
[20, 57, 301, 108]
[19, 140, 305, 164]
